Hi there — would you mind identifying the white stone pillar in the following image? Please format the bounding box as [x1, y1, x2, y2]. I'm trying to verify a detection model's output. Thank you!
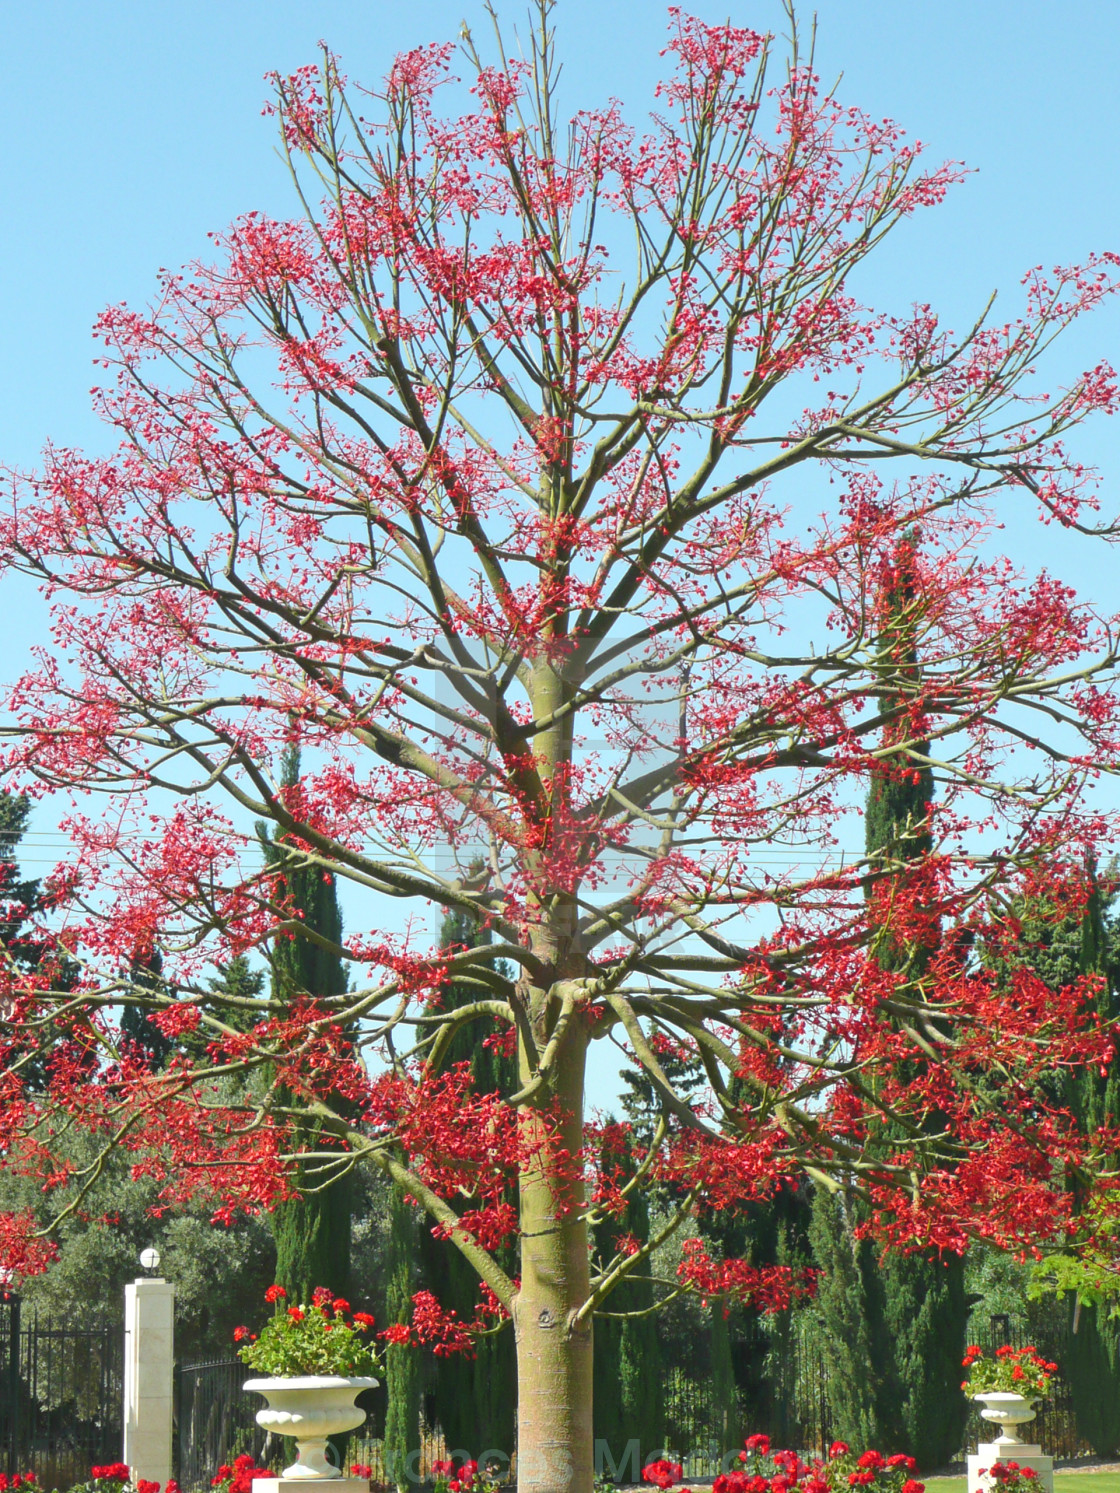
[123, 1276, 176, 1486]
[967, 1440, 1054, 1493]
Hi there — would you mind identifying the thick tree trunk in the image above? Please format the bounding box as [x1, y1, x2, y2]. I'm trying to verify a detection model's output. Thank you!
[514, 1004, 594, 1493]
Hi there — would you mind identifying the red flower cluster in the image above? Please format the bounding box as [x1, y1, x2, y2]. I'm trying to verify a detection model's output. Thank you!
[91, 1469, 132, 1484]
[212, 1454, 273, 1493]
[0, 1477, 39, 1492]
[642, 1461, 685, 1491]
[717, 1435, 922, 1493]
[978, 1463, 1039, 1491]
[431, 1458, 494, 1493]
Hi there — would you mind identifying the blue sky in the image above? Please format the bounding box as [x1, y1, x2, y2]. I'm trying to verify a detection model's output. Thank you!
[1, 0, 1116, 810]
[0, 0, 1115, 470]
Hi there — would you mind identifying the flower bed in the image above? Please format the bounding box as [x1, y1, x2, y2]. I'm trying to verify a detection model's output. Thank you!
[637, 1433, 924, 1493]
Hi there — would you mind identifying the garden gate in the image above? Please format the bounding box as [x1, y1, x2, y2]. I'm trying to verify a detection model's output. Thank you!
[0, 1294, 123, 1487]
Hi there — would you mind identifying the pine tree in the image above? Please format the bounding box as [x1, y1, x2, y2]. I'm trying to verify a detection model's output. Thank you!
[418, 905, 517, 1462]
[0, 792, 45, 968]
[121, 950, 174, 1069]
[260, 745, 353, 1304]
[385, 1181, 422, 1492]
[0, 790, 79, 1090]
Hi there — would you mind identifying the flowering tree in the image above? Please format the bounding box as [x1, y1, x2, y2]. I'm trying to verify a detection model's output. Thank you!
[2, 5, 1120, 1489]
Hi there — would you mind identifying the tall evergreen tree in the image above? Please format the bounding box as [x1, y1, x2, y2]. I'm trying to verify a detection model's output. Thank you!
[809, 1190, 899, 1449]
[385, 1180, 422, 1492]
[0, 791, 45, 969]
[0, 790, 80, 1090]
[260, 745, 353, 1304]
[1013, 864, 1120, 1456]
[704, 1183, 812, 1447]
[980, 863, 1120, 1455]
[121, 949, 175, 1069]
[418, 904, 516, 1461]
[592, 1128, 664, 1472]
[814, 537, 969, 1469]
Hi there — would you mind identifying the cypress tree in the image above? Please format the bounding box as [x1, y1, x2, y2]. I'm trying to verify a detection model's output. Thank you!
[983, 862, 1120, 1455]
[809, 1189, 899, 1448]
[260, 745, 353, 1304]
[1065, 1297, 1120, 1458]
[708, 1297, 738, 1456]
[708, 1183, 812, 1445]
[814, 536, 969, 1468]
[417, 905, 516, 1462]
[1047, 866, 1120, 1455]
[592, 1127, 664, 1472]
[385, 1180, 422, 1492]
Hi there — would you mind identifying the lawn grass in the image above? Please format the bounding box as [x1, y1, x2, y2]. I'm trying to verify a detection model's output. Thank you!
[925, 1477, 1120, 1493]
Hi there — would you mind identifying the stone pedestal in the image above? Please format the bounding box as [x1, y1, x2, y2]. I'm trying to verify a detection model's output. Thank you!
[254, 1481, 369, 1493]
[123, 1276, 176, 1486]
[967, 1441, 1054, 1493]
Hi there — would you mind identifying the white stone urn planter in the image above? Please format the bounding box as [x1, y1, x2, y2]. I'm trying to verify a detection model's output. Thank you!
[973, 1390, 1038, 1448]
[244, 1376, 379, 1480]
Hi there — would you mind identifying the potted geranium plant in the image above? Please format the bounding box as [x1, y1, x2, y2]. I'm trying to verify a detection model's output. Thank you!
[962, 1345, 1059, 1446]
[237, 1286, 382, 1482]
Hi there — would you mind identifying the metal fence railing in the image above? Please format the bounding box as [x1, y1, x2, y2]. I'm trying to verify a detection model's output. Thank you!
[2, 1303, 1091, 1489]
[0, 1296, 123, 1488]
[174, 1359, 450, 1493]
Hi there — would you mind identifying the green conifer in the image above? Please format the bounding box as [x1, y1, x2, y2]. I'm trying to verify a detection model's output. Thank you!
[417, 905, 516, 1462]
[121, 950, 174, 1069]
[814, 536, 968, 1468]
[1026, 864, 1120, 1456]
[260, 745, 353, 1305]
[385, 1180, 422, 1491]
[592, 1127, 664, 1471]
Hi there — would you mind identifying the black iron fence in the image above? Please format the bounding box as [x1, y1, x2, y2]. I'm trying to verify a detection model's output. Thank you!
[174, 1360, 446, 1493]
[175, 1315, 1094, 1489]
[753, 1311, 1090, 1469]
[175, 1358, 270, 1493]
[656, 1311, 1093, 1474]
[0, 1295, 123, 1488]
[959, 1318, 1090, 1465]
[0, 1303, 1094, 1490]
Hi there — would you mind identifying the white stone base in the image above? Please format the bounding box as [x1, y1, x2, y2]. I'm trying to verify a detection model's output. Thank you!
[968, 1442, 1053, 1493]
[253, 1481, 369, 1493]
